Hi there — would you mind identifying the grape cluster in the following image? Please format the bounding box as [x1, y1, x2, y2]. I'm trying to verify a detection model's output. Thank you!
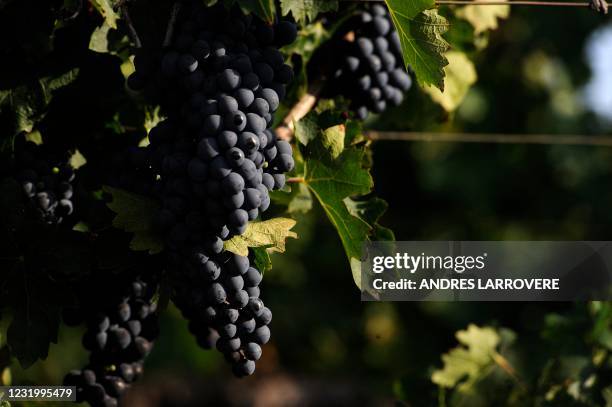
[2, 138, 75, 224]
[63, 276, 159, 407]
[172, 251, 271, 377]
[126, 2, 297, 246]
[329, 4, 412, 119]
[121, 1, 296, 378]
[147, 121, 294, 252]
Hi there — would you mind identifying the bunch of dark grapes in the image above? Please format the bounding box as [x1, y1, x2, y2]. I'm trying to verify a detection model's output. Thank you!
[147, 121, 293, 252]
[127, 1, 297, 244]
[172, 251, 271, 377]
[63, 275, 159, 407]
[327, 4, 412, 119]
[1, 137, 75, 224]
[122, 1, 297, 377]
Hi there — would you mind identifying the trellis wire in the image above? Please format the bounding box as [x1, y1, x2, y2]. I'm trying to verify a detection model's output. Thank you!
[340, 0, 608, 7]
[366, 131, 612, 146]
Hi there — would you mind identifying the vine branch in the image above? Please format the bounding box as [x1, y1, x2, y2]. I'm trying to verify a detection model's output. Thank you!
[287, 177, 305, 184]
[276, 81, 324, 142]
[163, 2, 182, 48]
[57, 0, 83, 22]
[121, 3, 142, 49]
[491, 351, 528, 391]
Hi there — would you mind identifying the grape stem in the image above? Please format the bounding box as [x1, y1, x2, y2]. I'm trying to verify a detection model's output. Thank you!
[491, 351, 527, 391]
[276, 81, 324, 142]
[287, 177, 305, 184]
[121, 3, 142, 49]
[57, 0, 83, 21]
[163, 2, 182, 48]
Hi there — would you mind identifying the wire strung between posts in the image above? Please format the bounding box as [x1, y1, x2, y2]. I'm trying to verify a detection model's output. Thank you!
[438, 0, 593, 5]
[340, 0, 609, 7]
[366, 131, 612, 147]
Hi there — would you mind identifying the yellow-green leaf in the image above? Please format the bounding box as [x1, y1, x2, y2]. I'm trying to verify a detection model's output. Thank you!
[322, 124, 345, 159]
[224, 218, 298, 257]
[280, 0, 338, 24]
[91, 0, 119, 29]
[432, 324, 501, 389]
[69, 149, 87, 170]
[423, 51, 477, 112]
[456, 0, 510, 35]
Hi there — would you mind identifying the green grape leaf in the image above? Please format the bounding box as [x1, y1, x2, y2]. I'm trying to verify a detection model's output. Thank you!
[103, 186, 163, 255]
[294, 113, 321, 146]
[271, 182, 313, 214]
[0, 68, 79, 140]
[385, 0, 450, 90]
[288, 183, 313, 213]
[90, 0, 119, 29]
[303, 130, 373, 287]
[297, 112, 395, 289]
[7, 307, 57, 369]
[345, 196, 395, 241]
[251, 246, 273, 275]
[280, 0, 338, 24]
[431, 324, 501, 389]
[224, 218, 298, 256]
[236, 0, 276, 23]
[423, 51, 477, 112]
[282, 21, 331, 64]
[455, 0, 509, 35]
[44, 69, 80, 93]
[5, 265, 73, 369]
